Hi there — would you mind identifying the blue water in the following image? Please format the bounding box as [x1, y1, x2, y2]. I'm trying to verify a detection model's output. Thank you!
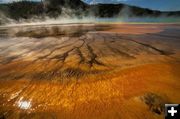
[96, 17, 180, 23]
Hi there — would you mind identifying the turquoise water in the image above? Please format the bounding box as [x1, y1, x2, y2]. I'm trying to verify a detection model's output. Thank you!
[96, 17, 180, 23]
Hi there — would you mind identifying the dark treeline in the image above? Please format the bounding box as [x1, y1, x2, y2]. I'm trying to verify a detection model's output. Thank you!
[0, 0, 180, 20]
[0, 1, 44, 19]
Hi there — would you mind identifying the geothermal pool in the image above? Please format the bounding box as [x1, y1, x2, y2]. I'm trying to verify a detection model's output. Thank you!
[0, 23, 180, 119]
[96, 17, 180, 23]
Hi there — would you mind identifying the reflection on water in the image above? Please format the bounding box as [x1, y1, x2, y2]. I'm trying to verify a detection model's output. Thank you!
[17, 97, 32, 110]
[96, 17, 180, 23]
[2, 24, 111, 38]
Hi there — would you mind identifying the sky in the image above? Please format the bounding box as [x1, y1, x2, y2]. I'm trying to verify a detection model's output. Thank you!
[0, 0, 180, 11]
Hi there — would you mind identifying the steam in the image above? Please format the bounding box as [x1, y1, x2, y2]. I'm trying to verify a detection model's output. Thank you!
[0, 6, 96, 27]
[2, 17, 96, 27]
[115, 6, 180, 23]
[0, 0, 180, 27]
[0, 11, 15, 25]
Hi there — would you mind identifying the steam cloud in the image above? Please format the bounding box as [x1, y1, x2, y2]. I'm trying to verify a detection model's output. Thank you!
[0, 0, 180, 26]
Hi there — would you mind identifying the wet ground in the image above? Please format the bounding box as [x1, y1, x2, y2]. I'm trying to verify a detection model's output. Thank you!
[0, 23, 180, 119]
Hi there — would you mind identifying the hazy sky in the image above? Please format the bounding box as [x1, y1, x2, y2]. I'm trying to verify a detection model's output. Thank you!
[0, 0, 180, 11]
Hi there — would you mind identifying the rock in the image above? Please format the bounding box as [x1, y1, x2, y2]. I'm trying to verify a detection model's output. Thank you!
[140, 92, 169, 115]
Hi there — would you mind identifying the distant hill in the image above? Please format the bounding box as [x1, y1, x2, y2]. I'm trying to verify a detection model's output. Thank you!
[44, 0, 180, 17]
[0, 0, 180, 21]
[0, 1, 43, 20]
[44, 0, 89, 17]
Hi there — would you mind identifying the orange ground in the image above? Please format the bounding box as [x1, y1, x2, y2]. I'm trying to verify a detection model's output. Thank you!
[0, 23, 180, 119]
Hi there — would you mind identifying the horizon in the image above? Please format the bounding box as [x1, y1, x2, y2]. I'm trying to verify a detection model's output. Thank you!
[0, 0, 180, 12]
